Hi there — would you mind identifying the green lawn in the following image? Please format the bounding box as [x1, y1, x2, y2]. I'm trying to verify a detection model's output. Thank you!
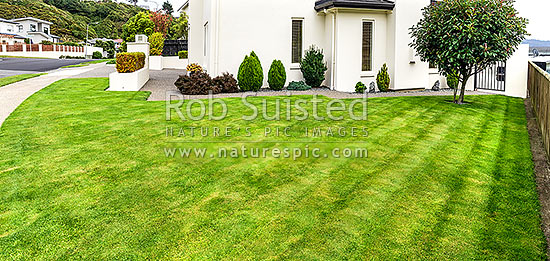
[0, 78, 545, 259]
[0, 73, 45, 88]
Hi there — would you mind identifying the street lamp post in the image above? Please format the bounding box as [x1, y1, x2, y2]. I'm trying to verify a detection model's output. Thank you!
[86, 22, 99, 59]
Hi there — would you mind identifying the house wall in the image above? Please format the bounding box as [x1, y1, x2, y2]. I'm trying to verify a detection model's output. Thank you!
[186, 0, 477, 92]
[332, 10, 388, 92]
[0, 21, 16, 34]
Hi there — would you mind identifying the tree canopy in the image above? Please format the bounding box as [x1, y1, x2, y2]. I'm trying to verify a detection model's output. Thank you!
[121, 11, 155, 43]
[410, 0, 527, 103]
[162, 1, 173, 14]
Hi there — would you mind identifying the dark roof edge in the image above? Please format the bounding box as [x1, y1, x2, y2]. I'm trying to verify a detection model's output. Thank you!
[315, 0, 395, 12]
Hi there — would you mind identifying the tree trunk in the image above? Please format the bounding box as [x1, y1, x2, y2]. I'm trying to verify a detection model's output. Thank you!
[453, 87, 458, 103]
[457, 75, 469, 104]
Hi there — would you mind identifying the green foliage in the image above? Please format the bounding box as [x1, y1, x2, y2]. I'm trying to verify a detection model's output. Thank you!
[300, 45, 327, 88]
[24, 38, 30, 44]
[1, 0, 145, 41]
[95, 40, 115, 59]
[149, 32, 164, 56]
[355, 82, 367, 93]
[116, 52, 145, 73]
[287, 81, 311, 91]
[447, 70, 459, 90]
[121, 11, 155, 44]
[410, 0, 527, 102]
[92, 51, 102, 59]
[178, 50, 188, 59]
[268, 60, 286, 91]
[376, 64, 390, 92]
[162, 1, 173, 14]
[40, 40, 54, 45]
[237, 51, 264, 92]
[167, 12, 188, 40]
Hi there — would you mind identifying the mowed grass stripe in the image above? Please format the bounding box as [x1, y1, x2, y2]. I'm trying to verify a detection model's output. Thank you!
[0, 78, 546, 259]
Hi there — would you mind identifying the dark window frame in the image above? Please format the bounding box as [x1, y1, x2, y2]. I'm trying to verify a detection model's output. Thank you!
[362, 20, 374, 72]
[291, 19, 303, 64]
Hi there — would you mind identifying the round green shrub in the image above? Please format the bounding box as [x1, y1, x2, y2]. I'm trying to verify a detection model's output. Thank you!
[92, 51, 103, 59]
[237, 51, 264, 92]
[268, 60, 286, 91]
[377, 63, 390, 92]
[300, 45, 327, 88]
[287, 81, 311, 91]
[355, 82, 366, 93]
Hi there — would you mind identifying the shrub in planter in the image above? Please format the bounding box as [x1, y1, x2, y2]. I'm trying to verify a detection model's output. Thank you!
[178, 50, 188, 59]
[300, 45, 327, 88]
[268, 60, 286, 91]
[175, 71, 220, 95]
[287, 81, 311, 91]
[116, 52, 145, 73]
[237, 51, 264, 92]
[149, 32, 164, 56]
[355, 82, 367, 93]
[213, 72, 239, 93]
[92, 51, 103, 59]
[377, 63, 390, 92]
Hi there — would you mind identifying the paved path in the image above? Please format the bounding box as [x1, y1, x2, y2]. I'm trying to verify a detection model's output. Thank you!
[0, 64, 103, 127]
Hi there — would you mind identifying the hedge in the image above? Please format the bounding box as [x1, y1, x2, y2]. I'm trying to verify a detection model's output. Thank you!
[116, 52, 145, 73]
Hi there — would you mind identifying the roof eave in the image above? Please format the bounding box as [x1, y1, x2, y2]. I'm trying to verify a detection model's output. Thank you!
[315, 1, 395, 12]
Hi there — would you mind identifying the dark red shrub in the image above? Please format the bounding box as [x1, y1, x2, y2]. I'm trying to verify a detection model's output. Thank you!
[175, 71, 220, 95]
[213, 72, 239, 93]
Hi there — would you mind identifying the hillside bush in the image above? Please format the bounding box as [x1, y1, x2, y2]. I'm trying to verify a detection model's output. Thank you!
[92, 51, 103, 59]
[175, 71, 220, 95]
[267, 60, 286, 91]
[237, 51, 264, 92]
[213, 73, 239, 93]
[149, 32, 164, 56]
[377, 64, 390, 92]
[300, 45, 327, 88]
[116, 52, 145, 73]
[355, 82, 366, 93]
[287, 81, 311, 91]
[178, 50, 188, 59]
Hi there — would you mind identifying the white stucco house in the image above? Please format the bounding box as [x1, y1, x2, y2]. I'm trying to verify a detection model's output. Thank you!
[11, 17, 60, 44]
[183, 0, 460, 92]
[0, 18, 26, 44]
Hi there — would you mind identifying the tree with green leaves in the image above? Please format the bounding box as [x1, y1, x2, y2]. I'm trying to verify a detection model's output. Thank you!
[121, 12, 155, 44]
[167, 12, 189, 40]
[162, 1, 174, 14]
[410, 0, 527, 104]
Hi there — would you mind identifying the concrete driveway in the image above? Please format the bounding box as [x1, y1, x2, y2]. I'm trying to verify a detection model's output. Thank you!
[0, 58, 93, 78]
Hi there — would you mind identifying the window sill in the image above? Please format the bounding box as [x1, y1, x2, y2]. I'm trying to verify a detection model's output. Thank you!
[290, 64, 300, 70]
[360, 71, 375, 78]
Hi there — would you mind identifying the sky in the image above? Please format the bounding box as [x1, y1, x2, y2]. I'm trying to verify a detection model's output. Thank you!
[136, 0, 550, 41]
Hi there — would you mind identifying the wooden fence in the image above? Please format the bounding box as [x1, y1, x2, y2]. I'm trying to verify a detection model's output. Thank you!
[528, 61, 550, 156]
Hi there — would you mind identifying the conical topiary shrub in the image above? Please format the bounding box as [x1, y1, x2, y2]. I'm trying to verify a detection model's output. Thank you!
[377, 63, 390, 92]
[300, 45, 327, 88]
[237, 51, 264, 92]
[268, 60, 286, 91]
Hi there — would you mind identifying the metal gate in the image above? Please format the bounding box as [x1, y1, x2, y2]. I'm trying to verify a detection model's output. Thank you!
[475, 61, 506, 91]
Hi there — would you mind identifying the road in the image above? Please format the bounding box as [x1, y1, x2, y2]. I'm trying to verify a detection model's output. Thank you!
[0, 58, 93, 78]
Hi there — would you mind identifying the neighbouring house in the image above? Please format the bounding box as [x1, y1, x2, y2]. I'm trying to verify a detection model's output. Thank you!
[11, 17, 60, 44]
[0, 18, 26, 44]
[184, 0, 459, 92]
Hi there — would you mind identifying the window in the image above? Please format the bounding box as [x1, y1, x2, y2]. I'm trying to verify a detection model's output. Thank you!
[30, 24, 36, 32]
[291, 19, 303, 64]
[7, 25, 13, 32]
[204, 22, 208, 57]
[17, 25, 23, 33]
[44, 27, 49, 35]
[362, 21, 373, 72]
